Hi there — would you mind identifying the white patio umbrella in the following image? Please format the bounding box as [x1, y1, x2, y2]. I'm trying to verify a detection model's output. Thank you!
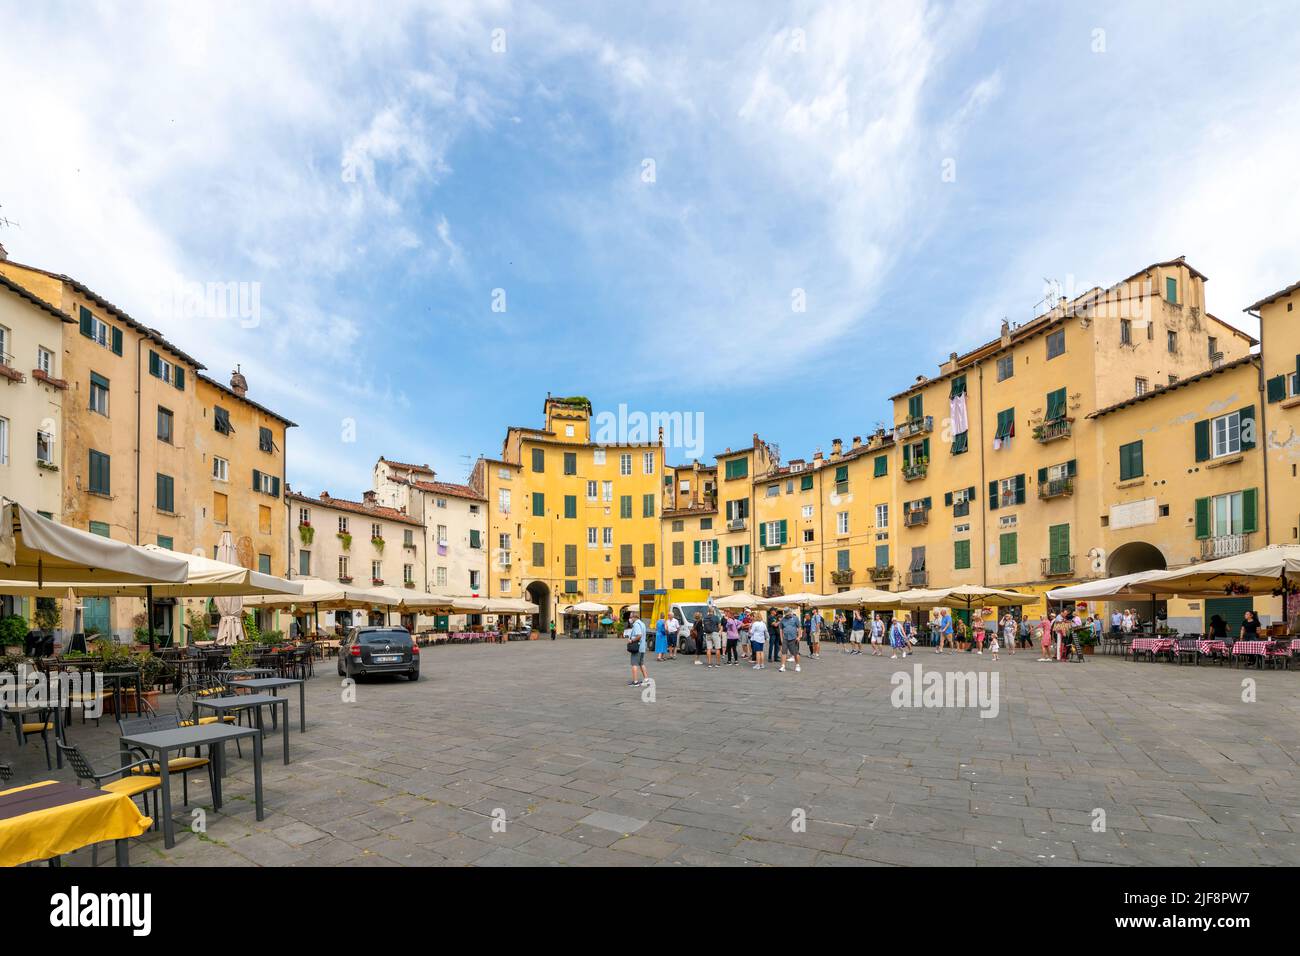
[711, 592, 763, 610]
[0, 500, 187, 585]
[757, 592, 835, 607]
[817, 586, 900, 609]
[1126, 545, 1300, 597]
[1046, 569, 1174, 602]
[242, 576, 400, 636]
[562, 601, 610, 614]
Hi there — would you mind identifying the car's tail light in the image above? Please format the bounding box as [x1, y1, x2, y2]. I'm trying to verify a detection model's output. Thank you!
[411, 644, 420, 655]
[350, 645, 361, 656]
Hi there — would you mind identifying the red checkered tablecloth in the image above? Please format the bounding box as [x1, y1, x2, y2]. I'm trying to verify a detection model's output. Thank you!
[1232, 640, 1275, 655]
[1197, 640, 1229, 655]
[1130, 638, 1176, 654]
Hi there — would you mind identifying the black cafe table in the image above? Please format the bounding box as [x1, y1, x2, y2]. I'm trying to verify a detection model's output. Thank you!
[225, 677, 306, 732]
[194, 694, 291, 764]
[118, 723, 263, 849]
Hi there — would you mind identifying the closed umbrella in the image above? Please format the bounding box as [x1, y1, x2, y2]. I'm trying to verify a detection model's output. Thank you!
[213, 532, 243, 645]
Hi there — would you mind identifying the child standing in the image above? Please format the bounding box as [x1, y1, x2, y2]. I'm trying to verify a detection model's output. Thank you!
[989, 634, 1000, 661]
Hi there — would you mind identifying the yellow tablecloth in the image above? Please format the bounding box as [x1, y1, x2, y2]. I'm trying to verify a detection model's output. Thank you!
[0, 780, 152, 867]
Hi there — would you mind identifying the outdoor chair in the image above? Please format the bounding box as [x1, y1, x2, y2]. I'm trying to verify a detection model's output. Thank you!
[8, 707, 55, 770]
[58, 742, 161, 866]
[0, 763, 11, 783]
[117, 714, 214, 807]
[175, 684, 242, 757]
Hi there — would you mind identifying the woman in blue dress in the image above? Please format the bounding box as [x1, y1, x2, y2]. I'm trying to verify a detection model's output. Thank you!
[654, 616, 668, 661]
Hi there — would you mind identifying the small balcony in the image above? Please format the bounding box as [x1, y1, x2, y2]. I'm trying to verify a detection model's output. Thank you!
[869, 565, 894, 583]
[907, 569, 929, 587]
[902, 461, 928, 482]
[1201, 533, 1251, 560]
[831, 569, 854, 585]
[728, 563, 748, 578]
[903, 508, 929, 528]
[1032, 418, 1073, 443]
[726, 517, 747, 532]
[616, 565, 636, 578]
[1040, 555, 1074, 578]
[762, 584, 784, 598]
[895, 415, 933, 440]
[1038, 477, 1074, 500]
[0, 352, 25, 383]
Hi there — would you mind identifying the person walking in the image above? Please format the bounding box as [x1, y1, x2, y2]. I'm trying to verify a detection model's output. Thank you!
[890, 613, 910, 659]
[989, 632, 1000, 661]
[808, 608, 824, 660]
[665, 613, 680, 659]
[724, 611, 741, 665]
[653, 615, 668, 662]
[626, 611, 648, 686]
[779, 608, 802, 672]
[1038, 612, 1052, 660]
[1001, 612, 1017, 656]
[701, 606, 722, 668]
[849, 609, 865, 654]
[750, 614, 769, 669]
[870, 612, 885, 655]
[689, 611, 704, 663]
[832, 612, 846, 651]
[937, 608, 954, 654]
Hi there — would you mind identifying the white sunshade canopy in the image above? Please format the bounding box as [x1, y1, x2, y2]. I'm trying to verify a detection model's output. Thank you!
[242, 576, 397, 611]
[563, 601, 610, 613]
[0, 501, 188, 585]
[1124, 544, 1300, 597]
[0, 544, 305, 599]
[912, 584, 1030, 608]
[366, 585, 460, 611]
[710, 592, 763, 610]
[451, 597, 540, 614]
[817, 587, 902, 608]
[757, 591, 837, 608]
[1046, 569, 1175, 602]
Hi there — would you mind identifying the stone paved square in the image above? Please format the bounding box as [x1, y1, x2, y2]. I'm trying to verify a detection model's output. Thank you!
[15, 641, 1300, 866]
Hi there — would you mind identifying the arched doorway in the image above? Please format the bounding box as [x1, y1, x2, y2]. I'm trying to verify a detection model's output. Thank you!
[1106, 541, 1167, 576]
[526, 581, 550, 633]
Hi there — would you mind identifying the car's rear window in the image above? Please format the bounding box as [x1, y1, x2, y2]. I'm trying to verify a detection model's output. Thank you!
[359, 628, 412, 646]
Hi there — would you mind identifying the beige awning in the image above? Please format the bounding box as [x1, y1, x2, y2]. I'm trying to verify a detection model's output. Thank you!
[817, 587, 902, 608]
[1047, 570, 1174, 602]
[757, 591, 837, 607]
[563, 601, 610, 614]
[1125, 545, 1300, 596]
[910, 585, 1030, 608]
[0, 501, 188, 585]
[711, 592, 763, 609]
[450, 597, 540, 614]
[241, 576, 396, 611]
[365, 585, 460, 611]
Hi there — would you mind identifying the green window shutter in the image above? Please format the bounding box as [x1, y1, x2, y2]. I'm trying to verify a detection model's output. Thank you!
[921, 438, 929, 459]
[693, 541, 701, 565]
[1194, 497, 1210, 538]
[713, 540, 719, 564]
[1120, 441, 1143, 481]
[968, 486, 976, 501]
[725, 546, 733, 565]
[643, 493, 655, 517]
[1066, 459, 1077, 477]
[835, 465, 848, 482]
[1046, 388, 1066, 422]
[1049, 524, 1070, 557]
[1166, 276, 1177, 303]
[902, 444, 911, 467]
[90, 371, 108, 391]
[79, 306, 94, 338]
[469, 529, 481, 548]
[149, 351, 161, 377]
[988, 480, 999, 511]
[922, 496, 932, 510]
[1014, 474, 1026, 504]
[949, 375, 966, 398]
[564, 495, 576, 519]
[252, 468, 261, 491]
[620, 495, 632, 519]
[800, 474, 813, 491]
[952, 431, 968, 455]
[954, 540, 970, 570]
[1194, 419, 1210, 461]
[1239, 406, 1256, 450]
[110, 326, 123, 355]
[778, 519, 788, 544]
[174, 366, 184, 390]
[1267, 375, 1286, 403]
[532, 492, 544, 516]
[759, 523, 767, 547]
[531, 448, 544, 472]
[874, 456, 887, 477]
[271, 476, 280, 498]
[1037, 467, 1047, 485]
[908, 395, 922, 420]
[1242, 488, 1258, 534]
[944, 491, 953, 506]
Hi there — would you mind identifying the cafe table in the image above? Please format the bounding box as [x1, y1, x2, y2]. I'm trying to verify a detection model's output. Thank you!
[225, 677, 306, 732]
[0, 779, 151, 866]
[118, 722, 263, 849]
[194, 694, 291, 764]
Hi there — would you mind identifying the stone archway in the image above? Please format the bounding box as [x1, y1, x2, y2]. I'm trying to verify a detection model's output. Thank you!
[526, 581, 551, 633]
[1106, 541, 1167, 577]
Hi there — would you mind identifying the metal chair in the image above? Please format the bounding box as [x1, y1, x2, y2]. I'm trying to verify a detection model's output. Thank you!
[176, 683, 242, 757]
[9, 708, 55, 770]
[57, 742, 161, 866]
[118, 714, 215, 806]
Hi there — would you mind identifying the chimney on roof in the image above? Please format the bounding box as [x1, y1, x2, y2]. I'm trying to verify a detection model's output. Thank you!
[831, 438, 843, 458]
[851, 435, 861, 449]
[813, 449, 823, 464]
[362, 490, 377, 507]
[230, 364, 248, 397]
[319, 491, 330, 501]
[1000, 320, 1011, 347]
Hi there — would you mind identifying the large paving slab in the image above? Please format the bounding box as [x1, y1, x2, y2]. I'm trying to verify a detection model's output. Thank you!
[12, 641, 1300, 866]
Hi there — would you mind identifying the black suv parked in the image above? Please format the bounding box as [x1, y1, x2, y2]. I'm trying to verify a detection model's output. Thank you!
[338, 626, 420, 681]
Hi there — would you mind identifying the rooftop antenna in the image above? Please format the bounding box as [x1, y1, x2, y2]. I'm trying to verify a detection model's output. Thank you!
[1035, 277, 1063, 318]
[459, 453, 474, 481]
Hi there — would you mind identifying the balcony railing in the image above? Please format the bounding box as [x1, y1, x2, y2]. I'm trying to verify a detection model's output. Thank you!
[869, 565, 894, 583]
[903, 509, 929, 527]
[1032, 418, 1072, 443]
[616, 565, 636, 577]
[902, 461, 928, 481]
[728, 564, 748, 578]
[762, 585, 784, 598]
[895, 415, 933, 440]
[1040, 555, 1074, 578]
[831, 569, 855, 585]
[1038, 477, 1074, 499]
[726, 518, 747, 532]
[1201, 533, 1251, 560]
[907, 569, 929, 587]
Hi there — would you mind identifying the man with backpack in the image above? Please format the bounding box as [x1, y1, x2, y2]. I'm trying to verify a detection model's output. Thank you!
[779, 608, 802, 673]
[701, 606, 723, 669]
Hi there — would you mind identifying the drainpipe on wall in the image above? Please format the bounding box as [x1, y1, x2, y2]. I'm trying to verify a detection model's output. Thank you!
[1248, 316, 1269, 547]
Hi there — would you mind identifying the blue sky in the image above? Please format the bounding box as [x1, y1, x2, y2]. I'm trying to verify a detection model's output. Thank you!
[2, 1, 1298, 495]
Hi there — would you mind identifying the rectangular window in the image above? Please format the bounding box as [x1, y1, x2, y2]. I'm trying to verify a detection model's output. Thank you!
[37, 346, 53, 376]
[1212, 411, 1241, 458]
[1046, 328, 1065, 359]
[619, 495, 632, 519]
[874, 455, 888, 477]
[643, 452, 655, 475]
[642, 493, 655, 518]
[213, 491, 228, 525]
[436, 567, 448, 587]
[157, 406, 173, 443]
[603, 527, 612, 548]
[88, 449, 111, 495]
[1135, 377, 1148, 396]
[996, 354, 1014, 381]
[339, 556, 350, 580]
[531, 448, 545, 473]
[469, 529, 482, 549]
[643, 543, 655, 567]
[602, 481, 612, 502]
[532, 492, 545, 516]
[588, 527, 598, 548]
[672, 540, 685, 565]
[803, 562, 816, 585]
[1119, 440, 1143, 481]
[564, 545, 578, 576]
[954, 539, 971, 570]
[340, 516, 350, 534]
[499, 488, 511, 514]
[564, 495, 577, 519]
[1167, 330, 1178, 353]
[837, 549, 850, 572]
[89, 521, 110, 537]
[1045, 387, 1066, 423]
[801, 504, 814, 519]
[1211, 491, 1245, 536]
[1120, 319, 1133, 345]
[994, 408, 1015, 441]
[213, 406, 233, 435]
[593, 449, 605, 466]
[586, 480, 597, 501]
[837, 512, 849, 535]
[532, 542, 545, 567]
[875, 504, 889, 527]
[35, 426, 52, 464]
[258, 554, 271, 575]
[156, 473, 175, 513]
[299, 550, 311, 576]
[875, 544, 889, 569]
[999, 532, 1018, 566]
[89, 373, 109, 416]
[259, 426, 274, 452]
[563, 452, 577, 475]
[259, 505, 272, 534]
[1165, 276, 1178, 304]
[620, 453, 632, 476]
[724, 458, 748, 480]
[213, 456, 229, 481]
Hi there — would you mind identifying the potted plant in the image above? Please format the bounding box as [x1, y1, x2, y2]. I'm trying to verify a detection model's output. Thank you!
[1076, 626, 1098, 655]
[0, 614, 27, 655]
[132, 650, 172, 707]
[337, 531, 352, 550]
[371, 535, 384, 552]
[298, 522, 315, 545]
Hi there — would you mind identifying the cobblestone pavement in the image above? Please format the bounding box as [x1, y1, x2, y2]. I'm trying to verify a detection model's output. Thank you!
[17, 640, 1300, 866]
